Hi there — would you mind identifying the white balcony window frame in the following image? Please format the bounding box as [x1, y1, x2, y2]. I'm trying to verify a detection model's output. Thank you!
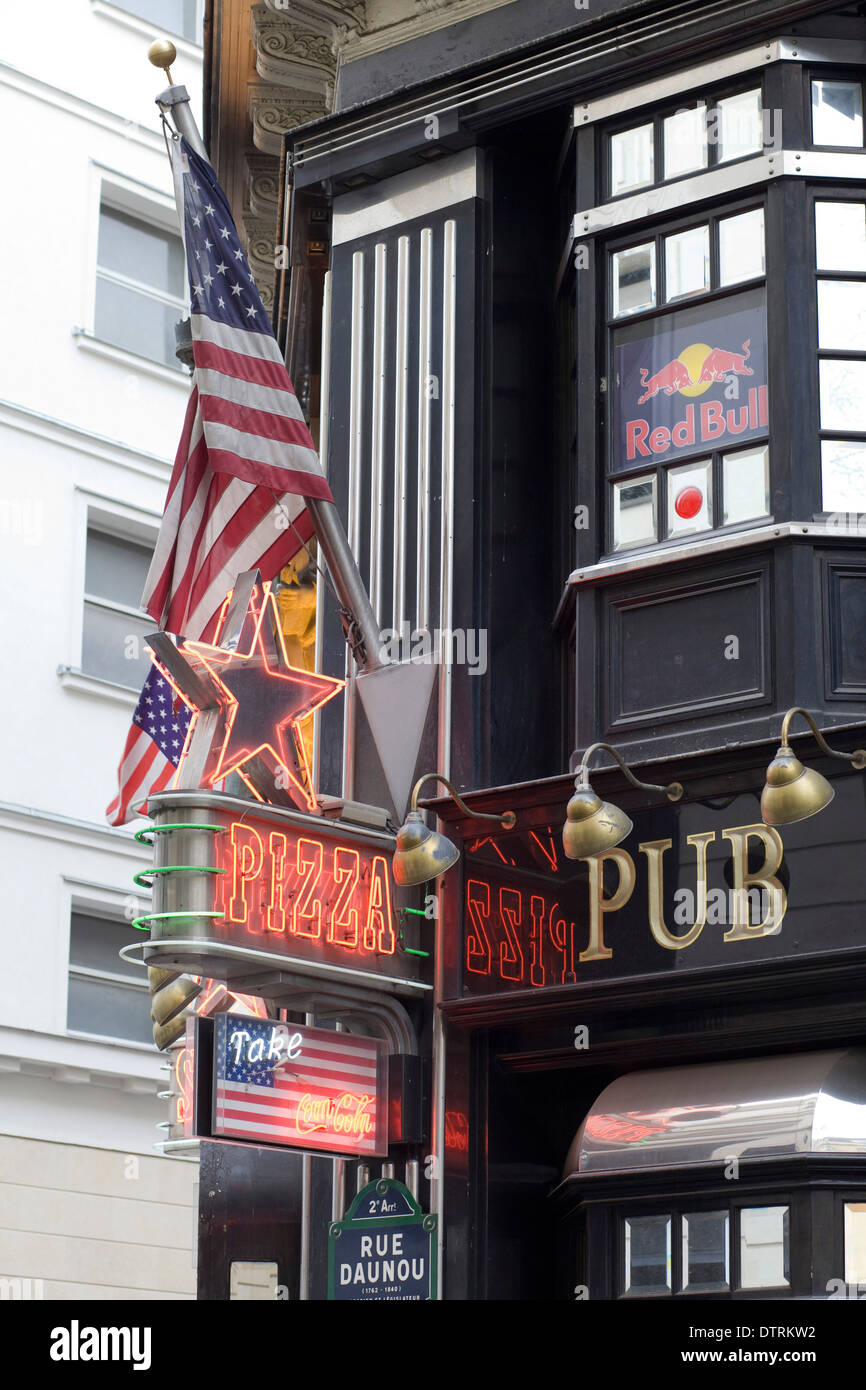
[77, 164, 188, 378]
[55, 879, 153, 1053]
[64, 889, 155, 1052]
[59, 489, 160, 706]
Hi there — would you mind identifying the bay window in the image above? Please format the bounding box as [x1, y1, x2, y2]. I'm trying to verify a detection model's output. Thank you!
[607, 208, 769, 552]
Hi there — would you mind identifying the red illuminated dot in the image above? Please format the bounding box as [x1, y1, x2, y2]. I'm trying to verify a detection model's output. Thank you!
[674, 485, 703, 519]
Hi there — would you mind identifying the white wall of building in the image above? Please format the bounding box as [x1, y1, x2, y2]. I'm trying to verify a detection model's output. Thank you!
[0, 0, 203, 1301]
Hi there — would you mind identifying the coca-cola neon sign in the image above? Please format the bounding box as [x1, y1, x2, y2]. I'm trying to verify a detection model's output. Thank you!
[210, 1014, 388, 1157]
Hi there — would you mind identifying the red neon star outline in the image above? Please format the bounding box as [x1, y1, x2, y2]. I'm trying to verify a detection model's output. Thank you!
[168, 582, 343, 812]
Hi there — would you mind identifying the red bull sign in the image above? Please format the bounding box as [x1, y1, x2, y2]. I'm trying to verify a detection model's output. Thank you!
[613, 291, 767, 470]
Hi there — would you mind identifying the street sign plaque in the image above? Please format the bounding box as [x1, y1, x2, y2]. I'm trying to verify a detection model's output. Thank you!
[328, 1179, 438, 1301]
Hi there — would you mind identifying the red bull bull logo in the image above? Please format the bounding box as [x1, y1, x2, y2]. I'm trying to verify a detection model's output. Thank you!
[627, 338, 766, 461]
[638, 340, 753, 401]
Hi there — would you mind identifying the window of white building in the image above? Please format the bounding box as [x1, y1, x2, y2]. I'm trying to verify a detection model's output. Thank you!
[107, 0, 201, 43]
[94, 204, 186, 368]
[83, 527, 155, 689]
[67, 910, 153, 1045]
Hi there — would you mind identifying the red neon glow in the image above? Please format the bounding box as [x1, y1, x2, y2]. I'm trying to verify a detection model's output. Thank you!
[529, 828, 559, 874]
[464, 880, 583, 989]
[213, 818, 400, 963]
[194, 978, 268, 1019]
[213, 1021, 386, 1156]
[228, 822, 263, 925]
[364, 856, 395, 954]
[445, 1110, 469, 1152]
[465, 879, 492, 975]
[674, 485, 703, 519]
[265, 832, 287, 933]
[529, 895, 546, 988]
[584, 1114, 671, 1144]
[548, 903, 572, 984]
[295, 1091, 375, 1141]
[499, 888, 525, 982]
[152, 582, 344, 813]
[329, 847, 360, 947]
[174, 1044, 193, 1125]
[292, 837, 323, 939]
[467, 835, 510, 865]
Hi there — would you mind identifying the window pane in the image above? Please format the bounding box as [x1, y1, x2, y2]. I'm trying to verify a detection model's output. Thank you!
[723, 445, 770, 525]
[818, 280, 866, 351]
[82, 605, 153, 688]
[812, 79, 864, 147]
[610, 124, 654, 196]
[683, 1211, 729, 1292]
[85, 529, 152, 609]
[612, 243, 656, 317]
[667, 458, 712, 536]
[844, 1203, 866, 1284]
[613, 475, 656, 549]
[719, 207, 765, 286]
[97, 207, 185, 297]
[108, 0, 200, 44]
[624, 1215, 671, 1294]
[822, 439, 866, 511]
[67, 974, 153, 1045]
[70, 912, 150, 980]
[739, 1206, 789, 1289]
[716, 90, 763, 163]
[820, 359, 866, 431]
[94, 274, 183, 367]
[665, 225, 710, 301]
[815, 201, 866, 271]
[663, 105, 707, 179]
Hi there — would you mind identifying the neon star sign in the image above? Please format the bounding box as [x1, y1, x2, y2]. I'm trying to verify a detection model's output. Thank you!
[146, 569, 344, 813]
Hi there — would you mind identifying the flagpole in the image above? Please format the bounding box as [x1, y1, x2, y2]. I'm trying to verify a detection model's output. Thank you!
[147, 41, 384, 675]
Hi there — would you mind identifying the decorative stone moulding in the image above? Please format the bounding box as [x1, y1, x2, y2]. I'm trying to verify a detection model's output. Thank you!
[248, 84, 327, 154]
[259, 0, 367, 56]
[251, 2, 340, 95]
[246, 156, 281, 219]
[244, 215, 284, 310]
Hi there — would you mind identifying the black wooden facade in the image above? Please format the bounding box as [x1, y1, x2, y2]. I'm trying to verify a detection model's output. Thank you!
[196, 0, 866, 1302]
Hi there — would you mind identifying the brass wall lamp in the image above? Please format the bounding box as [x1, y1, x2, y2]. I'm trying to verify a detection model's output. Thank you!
[392, 773, 517, 887]
[761, 708, 866, 826]
[563, 743, 683, 860]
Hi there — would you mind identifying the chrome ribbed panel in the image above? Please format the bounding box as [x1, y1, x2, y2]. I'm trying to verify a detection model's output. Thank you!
[437, 219, 457, 780]
[393, 235, 410, 632]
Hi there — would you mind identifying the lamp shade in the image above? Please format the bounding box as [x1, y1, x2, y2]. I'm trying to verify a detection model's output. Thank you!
[392, 810, 460, 886]
[562, 786, 633, 860]
[760, 745, 835, 826]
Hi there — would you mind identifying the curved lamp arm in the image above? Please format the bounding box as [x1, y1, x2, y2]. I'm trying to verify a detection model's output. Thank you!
[575, 742, 683, 802]
[779, 708, 866, 768]
[411, 773, 517, 829]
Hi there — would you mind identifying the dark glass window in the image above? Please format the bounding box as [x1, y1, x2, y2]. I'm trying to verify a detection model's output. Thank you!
[82, 527, 154, 689]
[67, 912, 153, 1046]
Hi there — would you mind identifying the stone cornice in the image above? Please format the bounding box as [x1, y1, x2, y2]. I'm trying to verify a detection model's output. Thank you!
[249, 82, 328, 154]
[252, 2, 340, 93]
[338, 0, 514, 62]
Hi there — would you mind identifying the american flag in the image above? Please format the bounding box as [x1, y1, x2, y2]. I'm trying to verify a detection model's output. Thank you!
[106, 664, 191, 825]
[213, 1015, 385, 1156]
[142, 135, 333, 643]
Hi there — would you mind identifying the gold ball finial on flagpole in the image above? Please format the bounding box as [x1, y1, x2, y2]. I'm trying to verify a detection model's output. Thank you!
[148, 38, 177, 85]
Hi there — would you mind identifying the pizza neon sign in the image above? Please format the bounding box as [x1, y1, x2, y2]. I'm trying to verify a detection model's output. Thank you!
[216, 819, 396, 957]
[143, 793, 427, 993]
